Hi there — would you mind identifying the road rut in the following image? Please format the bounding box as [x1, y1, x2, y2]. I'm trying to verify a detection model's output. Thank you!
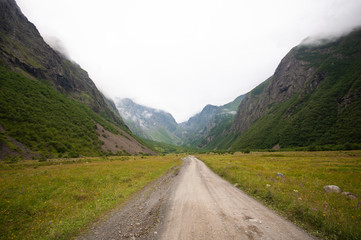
[158, 156, 315, 240]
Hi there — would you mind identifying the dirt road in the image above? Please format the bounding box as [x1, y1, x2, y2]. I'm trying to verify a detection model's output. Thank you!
[158, 156, 314, 240]
[78, 156, 316, 239]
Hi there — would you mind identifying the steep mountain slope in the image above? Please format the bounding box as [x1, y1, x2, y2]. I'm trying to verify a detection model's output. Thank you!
[0, 0, 154, 159]
[114, 96, 245, 148]
[228, 29, 361, 150]
[0, 0, 125, 126]
[177, 104, 219, 146]
[179, 95, 245, 148]
[116, 98, 182, 144]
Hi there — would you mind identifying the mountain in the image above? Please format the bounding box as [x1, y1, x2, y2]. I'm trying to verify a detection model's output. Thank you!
[197, 94, 245, 149]
[116, 98, 182, 144]
[114, 95, 245, 148]
[178, 104, 219, 144]
[112, 30, 361, 152]
[0, 0, 154, 159]
[227, 29, 361, 150]
[178, 95, 245, 148]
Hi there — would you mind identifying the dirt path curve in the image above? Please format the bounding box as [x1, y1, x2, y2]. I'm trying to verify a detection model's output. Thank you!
[77, 156, 316, 240]
[158, 156, 315, 240]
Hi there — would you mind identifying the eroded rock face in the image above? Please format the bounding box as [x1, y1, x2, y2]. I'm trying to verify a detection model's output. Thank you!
[178, 104, 220, 139]
[323, 185, 342, 193]
[231, 49, 319, 134]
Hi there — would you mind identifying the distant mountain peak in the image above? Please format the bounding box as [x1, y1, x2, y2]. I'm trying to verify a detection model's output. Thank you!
[115, 98, 181, 144]
[115, 94, 246, 149]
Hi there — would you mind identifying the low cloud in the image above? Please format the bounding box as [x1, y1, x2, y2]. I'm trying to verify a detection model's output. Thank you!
[44, 35, 70, 59]
[300, 26, 361, 46]
[17, 0, 361, 122]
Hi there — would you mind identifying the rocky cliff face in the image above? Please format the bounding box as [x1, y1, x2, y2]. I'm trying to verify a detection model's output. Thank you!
[185, 95, 245, 149]
[0, 0, 124, 127]
[178, 104, 219, 143]
[229, 29, 361, 149]
[231, 48, 322, 134]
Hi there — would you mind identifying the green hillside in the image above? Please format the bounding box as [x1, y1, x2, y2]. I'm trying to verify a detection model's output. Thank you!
[196, 95, 245, 149]
[0, 0, 155, 159]
[0, 63, 122, 158]
[141, 138, 197, 154]
[230, 30, 361, 150]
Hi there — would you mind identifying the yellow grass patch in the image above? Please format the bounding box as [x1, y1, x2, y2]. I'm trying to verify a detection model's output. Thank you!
[0, 155, 182, 240]
[197, 151, 361, 240]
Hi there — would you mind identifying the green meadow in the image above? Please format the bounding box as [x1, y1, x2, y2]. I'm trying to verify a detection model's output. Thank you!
[0, 155, 182, 240]
[1, 152, 360, 240]
[197, 151, 361, 240]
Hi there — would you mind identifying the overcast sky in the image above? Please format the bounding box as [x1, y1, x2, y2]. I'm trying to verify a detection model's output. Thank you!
[16, 0, 361, 122]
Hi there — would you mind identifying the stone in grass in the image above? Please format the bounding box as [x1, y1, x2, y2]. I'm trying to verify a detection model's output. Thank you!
[276, 173, 284, 178]
[341, 192, 357, 199]
[323, 185, 342, 193]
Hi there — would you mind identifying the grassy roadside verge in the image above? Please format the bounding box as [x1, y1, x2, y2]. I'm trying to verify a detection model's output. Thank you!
[197, 151, 361, 240]
[0, 155, 182, 240]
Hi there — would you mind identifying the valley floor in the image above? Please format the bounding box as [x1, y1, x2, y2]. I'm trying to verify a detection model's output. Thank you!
[78, 156, 315, 240]
[2, 152, 359, 239]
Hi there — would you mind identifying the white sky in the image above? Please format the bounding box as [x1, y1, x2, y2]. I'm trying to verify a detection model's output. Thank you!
[16, 0, 361, 123]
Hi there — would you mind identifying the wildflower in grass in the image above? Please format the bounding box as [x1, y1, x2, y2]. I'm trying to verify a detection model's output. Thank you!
[293, 189, 298, 193]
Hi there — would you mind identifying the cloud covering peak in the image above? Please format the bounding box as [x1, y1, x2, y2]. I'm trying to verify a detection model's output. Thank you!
[16, 0, 361, 122]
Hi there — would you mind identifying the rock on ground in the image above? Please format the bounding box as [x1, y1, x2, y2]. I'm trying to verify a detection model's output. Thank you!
[323, 185, 342, 193]
[341, 192, 357, 199]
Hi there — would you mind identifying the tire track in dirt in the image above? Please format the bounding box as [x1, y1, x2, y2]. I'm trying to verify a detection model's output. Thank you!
[158, 156, 316, 240]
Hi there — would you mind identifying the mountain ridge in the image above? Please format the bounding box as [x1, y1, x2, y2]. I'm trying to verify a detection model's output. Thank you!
[115, 29, 361, 151]
[116, 98, 182, 145]
[228, 28, 361, 150]
[0, 0, 127, 127]
[0, 0, 155, 159]
[115, 95, 245, 148]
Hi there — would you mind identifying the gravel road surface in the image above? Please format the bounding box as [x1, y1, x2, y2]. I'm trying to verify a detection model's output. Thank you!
[78, 156, 316, 240]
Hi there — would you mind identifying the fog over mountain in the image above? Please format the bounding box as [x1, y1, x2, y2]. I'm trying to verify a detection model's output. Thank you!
[116, 98, 182, 145]
[16, 0, 361, 122]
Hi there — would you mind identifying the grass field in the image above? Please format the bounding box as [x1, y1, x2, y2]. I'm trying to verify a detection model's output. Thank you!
[197, 151, 361, 240]
[0, 155, 182, 240]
